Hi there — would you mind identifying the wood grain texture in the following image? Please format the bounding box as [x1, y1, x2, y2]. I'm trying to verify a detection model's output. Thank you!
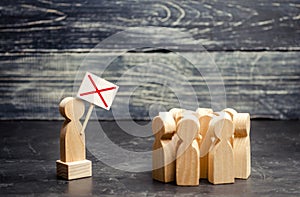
[1, 52, 299, 120]
[198, 113, 214, 179]
[59, 97, 85, 162]
[56, 159, 92, 180]
[0, 0, 299, 120]
[233, 113, 251, 179]
[0, 0, 299, 52]
[208, 113, 235, 184]
[176, 115, 200, 186]
[152, 112, 176, 183]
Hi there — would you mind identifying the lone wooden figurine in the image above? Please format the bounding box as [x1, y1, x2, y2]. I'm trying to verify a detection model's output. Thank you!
[56, 97, 92, 180]
[208, 113, 234, 184]
[152, 112, 177, 183]
[176, 114, 200, 186]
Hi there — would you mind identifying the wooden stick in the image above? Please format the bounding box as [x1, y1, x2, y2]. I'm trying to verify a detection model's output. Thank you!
[81, 103, 94, 135]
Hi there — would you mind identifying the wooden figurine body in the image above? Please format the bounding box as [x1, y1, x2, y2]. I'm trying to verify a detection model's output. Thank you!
[176, 115, 200, 186]
[222, 108, 238, 146]
[233, 113, 251, 179]
[59, 97, 85, 162]
[208, 113, 234, 184]
[196, 108, 214, 179]
[56, 97, 92, 180]
[198, 114, 214, 179]
[152, 112, 177, 182]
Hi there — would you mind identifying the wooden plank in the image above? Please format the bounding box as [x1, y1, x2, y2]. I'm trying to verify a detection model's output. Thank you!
[0, 0, 299, 52]
[1, 51, 299, 120]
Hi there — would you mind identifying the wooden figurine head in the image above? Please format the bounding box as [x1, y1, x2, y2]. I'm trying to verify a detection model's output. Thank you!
[196, 108, 213, 117]
[59, 97, 85, 121]
[233, 113, 250, 137]
[222, 108, 238, 120]
[177, 114, 200, 143]
[199, 114, 214, 135]
[152, 112, 176, 140]
[169, 108, 186, 123]
[212, 113, 234, 141]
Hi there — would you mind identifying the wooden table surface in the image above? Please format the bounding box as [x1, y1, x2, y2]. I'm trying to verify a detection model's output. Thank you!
[0, 120, 299, 196]
[1, 0, 300, 120]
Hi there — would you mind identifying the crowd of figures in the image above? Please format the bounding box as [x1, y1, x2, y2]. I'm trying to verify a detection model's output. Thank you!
[152, 108, 251, 186]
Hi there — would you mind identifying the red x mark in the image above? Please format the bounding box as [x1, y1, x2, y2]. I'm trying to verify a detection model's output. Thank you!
[80, 75, 116, 108]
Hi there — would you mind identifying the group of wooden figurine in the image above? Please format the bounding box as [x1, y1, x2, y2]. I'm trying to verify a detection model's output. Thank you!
[152, 107, 251, 186]
[55, 96, 250, 184]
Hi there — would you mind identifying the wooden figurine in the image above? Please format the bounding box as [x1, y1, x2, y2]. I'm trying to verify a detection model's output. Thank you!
[196, 108, 213, 117]
[196, 108, 214, 179]
[233, 113, 251, 179]
[56, 97, 92, 180]
[222, 108, 238, 147]
[198, 113, 214, 179]
[182, 110, 201, 119]
[222, 108, 237, 120]
[208, 113, 234, 184]
[152, 112, 177, 182]
[177, 110, 201, 153]
[223, 109, 251, 179]
[176, 114, 200, 186]
[199, 112, 220, 159]
[169, 108, 185, 123]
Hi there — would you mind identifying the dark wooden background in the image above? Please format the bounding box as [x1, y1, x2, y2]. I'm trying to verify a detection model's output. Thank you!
[1, 0, 299, 120]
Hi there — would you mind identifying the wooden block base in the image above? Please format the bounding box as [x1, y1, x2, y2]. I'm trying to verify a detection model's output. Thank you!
[56, 160, 92, 180]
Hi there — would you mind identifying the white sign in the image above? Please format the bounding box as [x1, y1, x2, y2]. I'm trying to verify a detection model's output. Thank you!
[77, 72, 119, 110]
